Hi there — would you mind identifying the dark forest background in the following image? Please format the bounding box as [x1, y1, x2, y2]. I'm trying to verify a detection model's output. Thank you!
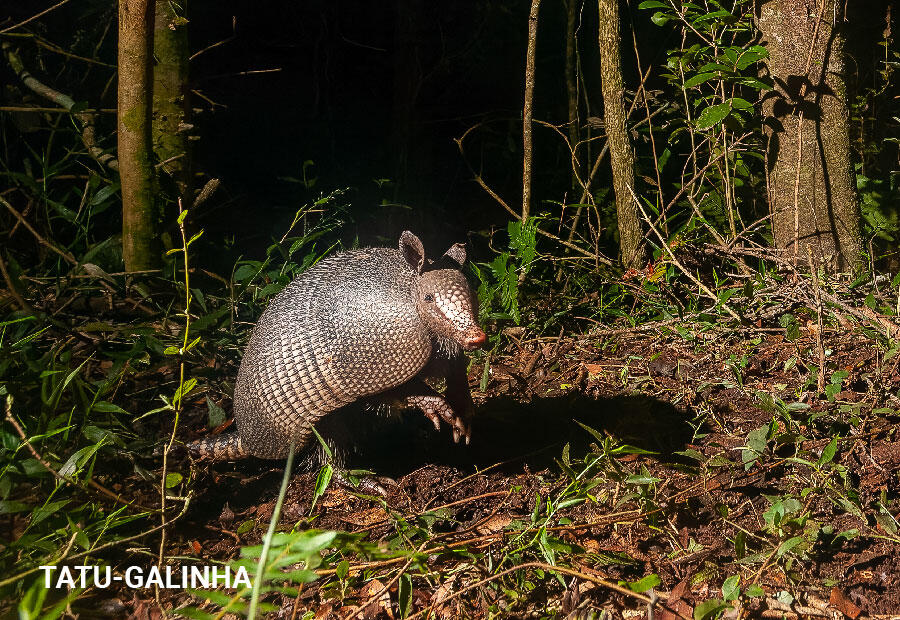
[2, 1, 900, 617]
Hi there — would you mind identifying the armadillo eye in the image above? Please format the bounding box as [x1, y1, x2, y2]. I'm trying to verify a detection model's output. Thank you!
[424, 293, 434, 302]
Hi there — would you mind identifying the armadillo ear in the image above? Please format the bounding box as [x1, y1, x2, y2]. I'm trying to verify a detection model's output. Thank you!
[442, 243, 467, 266]
[399, 231, 426, 273]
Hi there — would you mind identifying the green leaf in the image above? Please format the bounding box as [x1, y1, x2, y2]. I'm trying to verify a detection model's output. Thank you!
[187, 230, 204, 247]
[398, 573, 412, 617]
[173, 378, 197, 405]
[233, 264, 258, 282]
[638, 0, 669, 8]
[694, 598, 728, 620]
[30, 499, 71, 528]
[683, 72, 718, 89]
[650, 11, 670, 26]
[59, 442, 106, 478]
[775, 535, 805, 557]
[695, 102, 731, 129]
[830, 370, 849, 386]
[628, 574, 661, 593]
[336, 560, 350, 580]
[165, 472, 183, 488]
[745, 584, 765, 597]
[742, 424, 769, 468]
[817, 437, 839, 466]
[693, 9, 733, 23]
[722, 574, 740, 601]
[697, 62, 732, 73]
[206, 397, 226, 428]
[626, 474, 661, 485]
[310, 464, 333, 512]
[737, 76, 773, 90]
[237, 519, 256, 535]
[735, 50, 764, 70]
[91, 401, 128, 414]
[90, 183, 119, 206]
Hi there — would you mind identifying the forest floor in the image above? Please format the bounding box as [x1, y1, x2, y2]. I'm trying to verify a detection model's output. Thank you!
[90, 321, 900, 619]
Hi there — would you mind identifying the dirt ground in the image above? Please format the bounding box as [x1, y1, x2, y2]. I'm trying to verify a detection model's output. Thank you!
[74, 325, 900, 618]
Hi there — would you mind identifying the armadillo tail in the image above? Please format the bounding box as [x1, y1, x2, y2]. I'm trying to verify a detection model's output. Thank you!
[187, 433, 248, 460]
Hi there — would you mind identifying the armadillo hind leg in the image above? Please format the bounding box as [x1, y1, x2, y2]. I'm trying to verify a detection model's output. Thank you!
[187, 433, 249, 460]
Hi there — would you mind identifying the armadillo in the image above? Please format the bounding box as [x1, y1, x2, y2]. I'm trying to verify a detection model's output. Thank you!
[188, 231, 486, 460]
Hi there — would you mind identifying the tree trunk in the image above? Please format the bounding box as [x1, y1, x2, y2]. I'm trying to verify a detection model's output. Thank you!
[390, 0, 429, 214]
[565, 0, 579, 190]
[522, 0, 542, 223]
[597, 0, 645, 269]
[119, 0, 158, 271]
[152, 0, 191, 208]
[758, 0, 862, 271]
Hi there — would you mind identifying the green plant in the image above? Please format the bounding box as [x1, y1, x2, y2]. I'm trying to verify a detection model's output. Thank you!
[472, 218, 539, 325]
[638, 0, 771, 244]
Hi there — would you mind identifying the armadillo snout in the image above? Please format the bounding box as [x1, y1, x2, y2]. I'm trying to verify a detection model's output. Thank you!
[462, 328, 486, 350]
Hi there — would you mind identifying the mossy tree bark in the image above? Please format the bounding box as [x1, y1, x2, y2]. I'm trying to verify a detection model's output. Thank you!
[152, 0, 191, 209]
[758, 0, 863, 272]
[118, 0, 158, 271]
[597, 0, 645, 270]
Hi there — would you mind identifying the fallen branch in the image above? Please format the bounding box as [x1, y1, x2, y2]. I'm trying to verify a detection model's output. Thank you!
[405, 561, 692, 620]
[705, 243, 900, 339]
[1, 196, 78, 265]
[0, 0, 72, 34]
[3, 41, 118, 170]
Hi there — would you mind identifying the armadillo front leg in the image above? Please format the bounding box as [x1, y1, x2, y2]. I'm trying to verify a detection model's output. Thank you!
[397, 381, 470, 444]
[440, 350, 476, 434]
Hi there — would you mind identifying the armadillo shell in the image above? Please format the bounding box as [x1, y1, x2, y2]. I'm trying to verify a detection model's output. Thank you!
[232, 247, 432, 458]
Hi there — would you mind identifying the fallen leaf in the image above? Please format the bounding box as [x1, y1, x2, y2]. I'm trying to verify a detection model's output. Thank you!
[359, 579, 392, 619]
[830, 587, 862, 619]
[475, 514, 512, 535]
[341, 506, 390, 527]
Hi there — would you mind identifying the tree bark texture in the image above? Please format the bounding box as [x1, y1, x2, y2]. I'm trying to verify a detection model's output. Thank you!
[597, 0, 645, 269]
[522, 0, 541, 223]
[118, 0, 158, 271]
[758, 0, 862, 271]
[152, 0, 191, 207]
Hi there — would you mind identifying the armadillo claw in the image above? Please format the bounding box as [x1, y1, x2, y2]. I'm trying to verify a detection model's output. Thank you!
[407, 394, 470, 445]
[423, 411, 442, 431]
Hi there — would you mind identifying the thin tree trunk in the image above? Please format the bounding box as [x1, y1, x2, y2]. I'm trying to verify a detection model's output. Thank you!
[522, 0, 542, 223]
[152, 0, 191, 207]
[565, 0, 580, 190]
[118, 0, 158, 271]
[758, 0, 862, 272]
[390, 0, 422, 211]
[597, 0, 645, 269]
